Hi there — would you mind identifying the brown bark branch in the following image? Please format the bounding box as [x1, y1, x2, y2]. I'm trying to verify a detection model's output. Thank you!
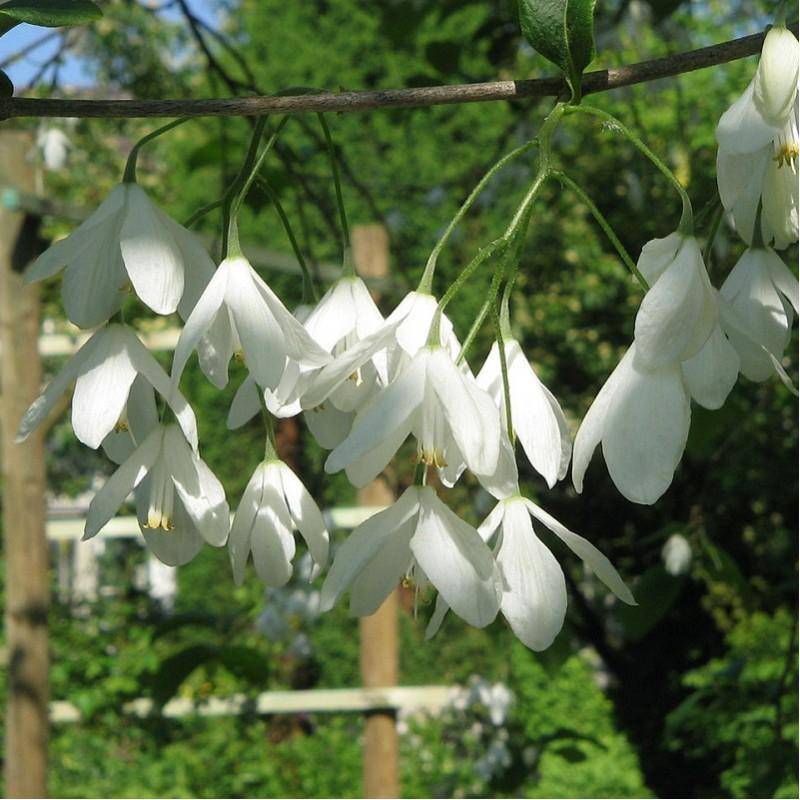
[0, 28, 786, 120]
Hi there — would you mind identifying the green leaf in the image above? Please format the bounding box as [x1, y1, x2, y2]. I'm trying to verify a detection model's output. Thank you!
[0, 68, 12, 98]
[0, 0, 102, 29]
[518, 0, 597, 101]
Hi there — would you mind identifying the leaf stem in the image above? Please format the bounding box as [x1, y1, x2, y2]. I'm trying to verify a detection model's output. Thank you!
[551, 169, 649, 290]
[122, 118, 190, 183]
[317, 113, 353, 272]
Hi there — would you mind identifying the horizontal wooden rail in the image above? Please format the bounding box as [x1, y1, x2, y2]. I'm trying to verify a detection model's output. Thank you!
[50, 685, 453, 723]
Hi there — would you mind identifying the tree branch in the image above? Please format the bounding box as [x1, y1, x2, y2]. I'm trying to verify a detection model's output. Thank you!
[0, 28, 786, 120]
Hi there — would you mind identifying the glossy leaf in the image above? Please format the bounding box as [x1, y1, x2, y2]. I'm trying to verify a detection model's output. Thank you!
[0, 0, 102, 30]
[518, 0, 597, 100]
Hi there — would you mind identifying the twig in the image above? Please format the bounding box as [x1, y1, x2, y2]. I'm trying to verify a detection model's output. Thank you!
[0, 28, 787, 120]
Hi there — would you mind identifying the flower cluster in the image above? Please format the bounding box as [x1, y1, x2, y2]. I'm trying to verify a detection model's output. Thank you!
[17, 18, 797, 652]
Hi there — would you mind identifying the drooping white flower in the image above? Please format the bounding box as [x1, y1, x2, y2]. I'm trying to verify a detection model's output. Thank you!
[476, 339, 570, 488]
[325, 345, 500, 488]
[25, 183, 215, 327]
[426, 495, 634, 651]
[228, 460, 329, 587]
[16, 323, 197, 450]
[321, 485, 501, 628]
[716, 25, 799, 248]
[662, 533, 692, 576]
[171, 254, 331, 391]
[37, 126, 70, 171]
[572, 344, 691, 505]
[84, 424, 229, 566]
[719, 246, 799, 382]
[633, 233, 717, 371]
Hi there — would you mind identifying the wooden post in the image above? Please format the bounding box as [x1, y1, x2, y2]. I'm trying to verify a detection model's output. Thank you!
[353, 224, 400, 799]
[0, 129, 49, 798]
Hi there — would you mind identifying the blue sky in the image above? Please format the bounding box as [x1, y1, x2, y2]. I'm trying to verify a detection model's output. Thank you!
[0, 0, 218, 89]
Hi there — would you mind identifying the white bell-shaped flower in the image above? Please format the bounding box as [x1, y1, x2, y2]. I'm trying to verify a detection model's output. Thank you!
[716, 25, 799, 248]
[171, 254, 331, 391]
[16, 323, 197, 450]
[25, 183, 214, 327]
[476, 339, 570, 488]
[633, 233, 717, 371]
[719, 246, 799, 382]
[228, 459, 329, 587]
[321, 485, 501, 628]
[426, 495, 634, 651]
[325, 345, 500, 488]
[572, 344, 691, 505]
[84, 424, 229, 566]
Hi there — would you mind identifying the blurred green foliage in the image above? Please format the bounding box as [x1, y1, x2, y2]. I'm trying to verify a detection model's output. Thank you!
[0, 0, 797, 797]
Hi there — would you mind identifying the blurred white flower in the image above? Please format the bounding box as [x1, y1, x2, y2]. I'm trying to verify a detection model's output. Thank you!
[37, 126, 70, 171]
[662, 533, 692, 576]
[16, 323, 197, 450]
[228, 460, 329, 587]
[321, 485, 501, 628]
[716, 25, 799, 248]
[84, 424, 229, 566]
[25, 183, 215, 327]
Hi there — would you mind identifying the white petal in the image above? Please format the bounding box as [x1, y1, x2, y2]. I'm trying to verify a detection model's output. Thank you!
[61, 217, 127, 328]
[717, 79, 781, 154]
[171, 259, 229, 384]
[572, 347, 634, 494]
[126, 329, 198, 450]
[249, 266, 331, 367]
[165, 426, 229, 546]
[25, 186, 127, 285]
[505, 340, 566, 488]
[304, 404, 354, 450]
[141, 499, 205, 566]
[634, 237, 716, 369]
[766, 250, 800, 313]
[278, 462, 329, 573]
[71, 325, 138, 449]
[424, 594, 450, 640]
[84, 426, 162, 539]
[477, 501, 507, 544]
[429, 348, 500, 477]
[602, 354, 691, 505]
[119, 185, 184, 315]
[410, 487, 500, 628]
[716, 146, 770, 245]
[166, 219, 216, 321]
[250, 484, 296, 587]
[761, 146, 800, 250]
[197, 308, 237, 389]
[681, 323, 740, 410]
[228, 463, 266, 584]
[224, 258, 288, 389]
[227, 376, 261, 430]
[300, 320, 400, 410]
[320, 487, 420, 611]
[474, 429, 519, 501]
[524, 499, 635, 605]
[343, 421, 410, 487]
[496, 500, 566, 651]
[348, 519, 415, 616]
[350, 277, 385, 338]
[325, 352, 426, 474]
[754, 26, 799, 127]
[16, 326, 106, 442]
[635, 232, 683, 286]
[303, 278, 360, 351]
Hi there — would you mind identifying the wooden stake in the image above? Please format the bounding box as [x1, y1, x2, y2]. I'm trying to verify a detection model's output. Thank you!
[353, 224, 400, 799]
[0, 129, 49, 798]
